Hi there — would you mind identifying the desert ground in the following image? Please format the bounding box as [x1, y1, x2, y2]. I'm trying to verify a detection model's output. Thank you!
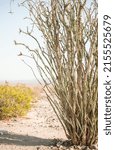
[0, 84, 98, 150]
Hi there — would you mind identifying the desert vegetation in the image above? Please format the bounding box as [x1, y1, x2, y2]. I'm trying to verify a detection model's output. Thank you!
[14, 0, 98, 147]
[0, 83, 35, 119]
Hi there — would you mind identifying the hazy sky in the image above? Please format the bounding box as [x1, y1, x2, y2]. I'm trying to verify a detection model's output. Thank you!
[0, 0, 36, 81]
[0, 0, 92, 82]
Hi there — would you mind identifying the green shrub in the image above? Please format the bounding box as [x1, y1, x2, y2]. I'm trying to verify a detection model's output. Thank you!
[0, 84, 34, 119]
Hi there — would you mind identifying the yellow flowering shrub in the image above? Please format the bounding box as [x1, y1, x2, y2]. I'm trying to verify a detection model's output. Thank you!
[0, 84, 34, 119]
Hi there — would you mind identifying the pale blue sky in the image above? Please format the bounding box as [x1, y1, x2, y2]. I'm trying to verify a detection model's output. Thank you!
[0, 0, 92, 82]
[0, 0, 36, 81]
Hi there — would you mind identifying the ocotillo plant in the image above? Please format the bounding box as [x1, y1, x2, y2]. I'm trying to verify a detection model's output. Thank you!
[15, 0, 98, 146]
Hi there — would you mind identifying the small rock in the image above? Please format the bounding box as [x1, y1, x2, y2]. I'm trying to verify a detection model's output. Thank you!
[76, 146, 82, 149]
[69, 147, 74, 150]
[59, 145, 64, 149]
[13, 118, 17, 121]
[0, 132, 3, 135]
[57, 141, 63, 147]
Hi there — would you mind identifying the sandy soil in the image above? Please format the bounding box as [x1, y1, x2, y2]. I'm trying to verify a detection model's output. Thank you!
[0, 91, 67, 150]
[0, 88, 98, 150]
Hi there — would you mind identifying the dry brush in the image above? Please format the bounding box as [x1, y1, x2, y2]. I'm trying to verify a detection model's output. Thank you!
[15, 0, 98, 146]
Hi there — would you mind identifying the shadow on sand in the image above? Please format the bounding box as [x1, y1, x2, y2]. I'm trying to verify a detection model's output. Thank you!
[0, 130, 58, 146]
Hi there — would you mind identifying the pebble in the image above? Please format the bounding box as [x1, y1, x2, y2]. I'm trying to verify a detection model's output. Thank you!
[0, 132, 3, 135]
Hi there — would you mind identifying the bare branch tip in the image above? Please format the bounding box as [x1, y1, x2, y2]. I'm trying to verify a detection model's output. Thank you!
[18, 52, 23, 56]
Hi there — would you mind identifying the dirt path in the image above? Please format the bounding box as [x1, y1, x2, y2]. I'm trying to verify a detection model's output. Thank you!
[0, 91, 67, 150]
